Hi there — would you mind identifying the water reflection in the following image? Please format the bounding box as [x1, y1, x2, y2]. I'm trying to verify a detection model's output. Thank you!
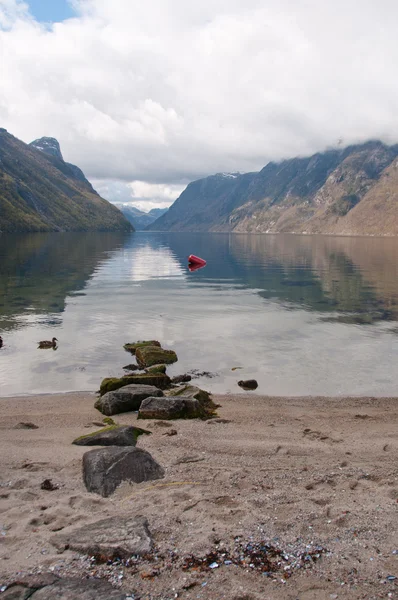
[1, 231, 398, 397]
[129, 244, 186, 282]
[0, 232, 129, 331]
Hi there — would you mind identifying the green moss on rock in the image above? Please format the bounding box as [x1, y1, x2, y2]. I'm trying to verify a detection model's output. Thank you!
[167, 385, 218, 410]
[102, 417, 116, 426]
[136, 346, 178, 368]
[123, 340, 161, 355]
[147, 364, 167, 374]
[72, 424, 151, 446]
[99, 373, 171, 396]
[73, 425, 118, 442]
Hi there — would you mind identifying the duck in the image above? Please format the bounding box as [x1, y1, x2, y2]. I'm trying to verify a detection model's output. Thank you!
[38, 337, 58, 349]
[0, 336, 3, 348]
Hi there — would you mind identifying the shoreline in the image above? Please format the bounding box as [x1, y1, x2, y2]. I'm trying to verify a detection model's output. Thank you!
[1, 392, 397, 599]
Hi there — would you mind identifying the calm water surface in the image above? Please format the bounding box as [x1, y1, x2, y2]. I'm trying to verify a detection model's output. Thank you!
[1, 232, 398, 397]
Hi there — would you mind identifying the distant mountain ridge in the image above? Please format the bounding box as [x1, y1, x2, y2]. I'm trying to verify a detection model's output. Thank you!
[115, 204, 168, 230]
[148, 141, 398, 235]
[0, 129, 132, 233]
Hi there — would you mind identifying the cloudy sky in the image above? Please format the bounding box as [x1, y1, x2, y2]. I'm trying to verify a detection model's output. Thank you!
[1, 0, 398, 210]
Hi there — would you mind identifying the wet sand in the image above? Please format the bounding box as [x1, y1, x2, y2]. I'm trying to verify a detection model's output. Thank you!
[0, 392, 397, 599]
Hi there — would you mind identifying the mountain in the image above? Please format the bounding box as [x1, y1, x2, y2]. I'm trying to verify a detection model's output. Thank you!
[115, 204, 168, 230]
[0, 129, 133, 232]
[148, 141, 398, 235]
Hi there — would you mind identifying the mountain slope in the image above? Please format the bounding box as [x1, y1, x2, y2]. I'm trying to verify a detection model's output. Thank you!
[0, 129, 133, 233]
[149, 141, 398, 235]
[114, 204, 168, 230]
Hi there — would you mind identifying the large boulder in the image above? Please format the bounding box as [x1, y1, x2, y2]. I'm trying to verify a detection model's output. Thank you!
[83, 446, 164, 497]
[123, 340, 161, 354]
[95, 384, 164, 414]
[167, 385, 218, 410]
[138, 396, 207, 420]
[135, 345, 178, 368]
[72, 425, 150, 446]
[51, 515, 152, 560]
[1, 576, 125, 600]
[99, 373, 170, 396]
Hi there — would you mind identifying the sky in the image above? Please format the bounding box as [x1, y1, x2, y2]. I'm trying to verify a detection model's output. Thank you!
[1, 0, 398, 210]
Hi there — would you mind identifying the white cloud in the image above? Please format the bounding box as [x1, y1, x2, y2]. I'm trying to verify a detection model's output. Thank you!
[2, 0, 398, 206]
[92, 178, 186, 211]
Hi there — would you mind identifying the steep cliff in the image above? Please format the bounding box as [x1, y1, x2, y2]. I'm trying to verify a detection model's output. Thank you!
[149, 141, 398, 235]
[0, 129, 133, 233]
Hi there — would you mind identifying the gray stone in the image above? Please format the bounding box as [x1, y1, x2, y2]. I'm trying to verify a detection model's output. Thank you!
[51, 515, 152, 559]
[1, 577, 125, 600]
[238, 379, 258, 390]
[171, 374, 192, 384]
[138, 396, 206, 420]
[72, 425, 150, 446]
[94, 384, 163, 416]
[166, 384, 217, 409]
[83, 446, 164, 497]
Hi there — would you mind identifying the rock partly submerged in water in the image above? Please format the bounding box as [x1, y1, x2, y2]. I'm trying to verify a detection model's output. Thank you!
[99, 373, 170, 396]
[171, 374, 192, 384]
[123, 340, 161, 354]
[51, 515, 152, 560]
[147, 363, 167, 374]
[238, 379, 258, 390]
[138, 396, 207, 420]
[136, 345, 178, 368]
[95, 384, 164, 414]
[72, 425, 150, 446]
[83, 446, 164, 497]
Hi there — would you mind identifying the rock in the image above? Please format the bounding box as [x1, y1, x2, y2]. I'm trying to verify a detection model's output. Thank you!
[138, 396, 207, 420]
[163, 429, 178, 436]
[147, 364, 167, 374]
[99, 373, 170, 396]
[238, 379, 258, 390]
[207, 418, 231, 424]
[1, 577, 125, 599]
[72, 425, 150, 446]
[83, 446, 164, 497]
[171, 374, 192, 384]
[135, 345, 178, 368]
[40, 479, 58, 491]
[14, 422, 39, 429]
[95, 384, 164, 414]
[123, 340, 161, 354]
[122, 363, 139, 371]
[167, 385, 217, 410]
[51, 515, 152, 560]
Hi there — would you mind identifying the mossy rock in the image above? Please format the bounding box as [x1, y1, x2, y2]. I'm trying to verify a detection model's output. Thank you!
[123, 340, 161, 355]
[102, 417, 116, 426]
[136, 346, 178, 368]
[72, 425, 151, 446]
[138, 397, 208, 420]
[99, 373, 171, 396]
[167, 385, 218, 410]
[147, 364, 167, 374]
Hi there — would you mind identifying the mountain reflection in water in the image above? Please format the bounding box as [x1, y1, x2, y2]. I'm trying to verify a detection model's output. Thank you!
[0, 232, 397, 397]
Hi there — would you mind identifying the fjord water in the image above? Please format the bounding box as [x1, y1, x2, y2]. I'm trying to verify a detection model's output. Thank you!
[1, 232, 398, 397]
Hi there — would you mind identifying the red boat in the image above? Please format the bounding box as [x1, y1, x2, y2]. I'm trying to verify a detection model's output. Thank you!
[188, 254, 207, 267]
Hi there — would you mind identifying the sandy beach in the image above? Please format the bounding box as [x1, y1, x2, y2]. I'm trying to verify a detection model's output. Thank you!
[0, 391, 397, 599]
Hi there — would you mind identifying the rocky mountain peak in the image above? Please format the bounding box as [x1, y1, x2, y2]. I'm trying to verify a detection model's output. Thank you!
[29, 137, 63, 161]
